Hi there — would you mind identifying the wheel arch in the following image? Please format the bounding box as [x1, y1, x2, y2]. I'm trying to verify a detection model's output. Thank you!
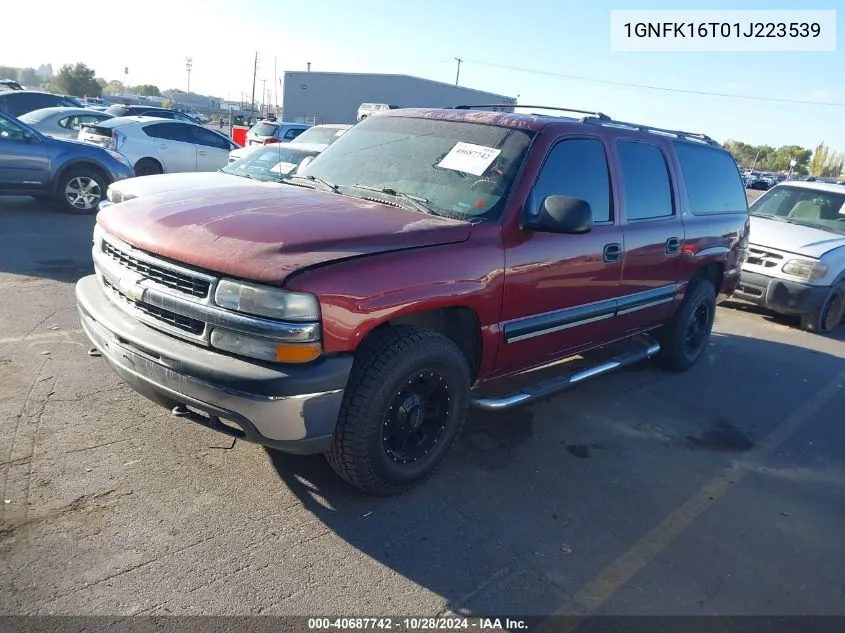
[52, 160, 110, 197]
[355, 307, 483, 382]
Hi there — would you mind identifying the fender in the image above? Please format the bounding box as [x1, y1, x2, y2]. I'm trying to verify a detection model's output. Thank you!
[284, 223, 506, 378]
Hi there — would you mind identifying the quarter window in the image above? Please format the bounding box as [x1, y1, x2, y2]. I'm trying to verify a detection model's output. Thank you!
[531, 138, 612, 222]
[674, 142, 747, 215]
[616, 141, 674, 221]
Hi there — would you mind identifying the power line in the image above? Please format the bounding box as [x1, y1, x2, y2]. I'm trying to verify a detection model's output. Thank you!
[461, 58, 845, 108]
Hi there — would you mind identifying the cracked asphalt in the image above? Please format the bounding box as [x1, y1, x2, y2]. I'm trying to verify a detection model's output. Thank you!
[1, 193, 843, 619]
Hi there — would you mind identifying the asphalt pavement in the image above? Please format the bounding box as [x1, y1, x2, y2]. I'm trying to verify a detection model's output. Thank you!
[1, 194, 843, 620]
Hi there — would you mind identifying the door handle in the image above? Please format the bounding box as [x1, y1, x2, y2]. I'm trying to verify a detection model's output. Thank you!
[665, 237, 681, 255]
[603, 243, 622, 263]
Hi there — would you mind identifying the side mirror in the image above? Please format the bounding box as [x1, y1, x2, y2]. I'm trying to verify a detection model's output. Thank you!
[522, 195, 593, 234]
[22, 131, 37, 143]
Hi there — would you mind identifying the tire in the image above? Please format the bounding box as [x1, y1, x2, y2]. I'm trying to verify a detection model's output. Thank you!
[56, 167, 107, 214]
[326, 326, 471, 496]
[134, 158, 163, 177]
[654, 279, 717, 372]
[800, 283, 845, 334]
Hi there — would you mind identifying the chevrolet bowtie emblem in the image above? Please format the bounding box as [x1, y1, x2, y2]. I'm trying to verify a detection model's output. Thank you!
[118, 272, 145, 301]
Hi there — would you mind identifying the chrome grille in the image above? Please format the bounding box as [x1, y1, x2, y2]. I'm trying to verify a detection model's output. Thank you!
[745, 247, 784, 269]
[102, 240, 210, 298]
[103, 279, 205, 335]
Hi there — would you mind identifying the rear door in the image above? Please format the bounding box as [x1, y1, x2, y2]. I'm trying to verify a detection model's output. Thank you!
[141, 122, 197, 172]
[190, 126, 235, 171]
[612, 137, 685, 332]
[0, 117, 50, 193]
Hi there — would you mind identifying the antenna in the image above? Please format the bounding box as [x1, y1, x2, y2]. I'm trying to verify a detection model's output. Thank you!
[454, 57, 462, 86]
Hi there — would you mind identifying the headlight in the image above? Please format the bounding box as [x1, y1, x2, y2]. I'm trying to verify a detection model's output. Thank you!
[214, 279, 320, 321]
[782, 259, 828, 280]
[93, 222, 103, 246]
[210, 328, 321, 363]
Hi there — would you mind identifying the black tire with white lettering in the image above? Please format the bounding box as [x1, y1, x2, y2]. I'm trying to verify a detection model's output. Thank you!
[326, 326, 470, 496]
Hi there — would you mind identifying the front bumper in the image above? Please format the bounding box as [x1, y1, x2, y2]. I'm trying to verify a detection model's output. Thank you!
[734, 270, 829, 315]
[76, 275, 352, 454]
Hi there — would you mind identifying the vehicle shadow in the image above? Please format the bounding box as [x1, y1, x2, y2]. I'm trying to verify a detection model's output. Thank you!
[265, 330, 845, 616]
[721, 298, 845, 342]
[0, 197, 96, 284]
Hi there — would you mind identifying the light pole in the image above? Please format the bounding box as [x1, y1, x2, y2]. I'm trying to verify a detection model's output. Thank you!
[185, 57, 193, 93]
[454, 57, 462, 86]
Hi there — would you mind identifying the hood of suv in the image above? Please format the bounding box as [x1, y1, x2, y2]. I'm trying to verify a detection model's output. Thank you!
[749, 215, 845, 259]
[97, 185, 472, 283]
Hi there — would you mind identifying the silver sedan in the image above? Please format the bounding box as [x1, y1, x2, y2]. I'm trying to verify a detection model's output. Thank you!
[17, 107, 114, 141]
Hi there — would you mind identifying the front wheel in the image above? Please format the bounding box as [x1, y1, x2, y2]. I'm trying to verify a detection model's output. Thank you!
[326, 326, 471, 496]
[800, 283, 845, 334]
[654, 279, 716, 372]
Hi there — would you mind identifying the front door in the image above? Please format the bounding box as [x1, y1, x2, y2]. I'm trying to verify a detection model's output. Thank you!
[612, 138, 685, 332]
[497, 136, 624, 376]
[0, 117, 50, 194]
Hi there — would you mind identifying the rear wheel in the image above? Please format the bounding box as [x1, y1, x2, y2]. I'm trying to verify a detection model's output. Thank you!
[134, 158, 163, 177]
[326, 326, 470, 496]
[57, 168, 107, 214]
[654, 279, 716, 372]
[800, 283, 845, 334]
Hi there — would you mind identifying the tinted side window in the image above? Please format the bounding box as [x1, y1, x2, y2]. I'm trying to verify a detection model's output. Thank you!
[531, 138, 611, 222]
[674, 143, 747, 215]
[283, 127, 305, 140]
[617, 141, 673, 221]
[143, 122, 194, 142]
[190, 126, 230, 150]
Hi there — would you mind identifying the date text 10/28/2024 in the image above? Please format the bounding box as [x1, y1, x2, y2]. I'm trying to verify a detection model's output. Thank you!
[308, 618, 528, 630]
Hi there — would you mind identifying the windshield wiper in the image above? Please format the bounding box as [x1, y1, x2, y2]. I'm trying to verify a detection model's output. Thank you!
[283, 174, 338, 193]
[349, 184, 433, 214]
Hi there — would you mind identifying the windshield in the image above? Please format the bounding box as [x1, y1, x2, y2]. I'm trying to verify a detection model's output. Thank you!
[298, 116, 534, 220]
[291, 126, 348, 146]
[250, 122, 278, 137]
[222, 146, 317, 181]
[750, 185, 845, 234]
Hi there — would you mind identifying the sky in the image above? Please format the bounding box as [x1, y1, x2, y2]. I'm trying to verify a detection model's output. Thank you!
[1, 0, 842, 151]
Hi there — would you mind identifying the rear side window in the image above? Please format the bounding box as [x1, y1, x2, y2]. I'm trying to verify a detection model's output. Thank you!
[674, 143, 747, 215]
[531, 138, 612, 222]
[283, 127, 306, 140]
[251, 122, 278, 136]
[143, 122, 194, 143]
[616, 141, 674, 221]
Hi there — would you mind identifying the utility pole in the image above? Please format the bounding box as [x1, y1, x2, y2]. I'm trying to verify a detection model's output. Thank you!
[250, 52, 258, 124]
[454, 57, 462, 86]
[185, 57, 193, 93]
[261, 79, 266, 115]
[273, 56, 278, 114]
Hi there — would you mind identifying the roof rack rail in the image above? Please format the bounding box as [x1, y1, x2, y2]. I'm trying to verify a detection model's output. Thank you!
[585, 118, 720, 146]
[451, 104, 611, 121]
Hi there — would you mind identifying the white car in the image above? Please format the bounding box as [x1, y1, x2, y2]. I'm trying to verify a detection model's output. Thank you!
[18, 107, 114, 140]
[100, 144, 322, 211]
[286, 123, 352, 152]
[78, 116, 239, 176]
[735, 180, 845, 333]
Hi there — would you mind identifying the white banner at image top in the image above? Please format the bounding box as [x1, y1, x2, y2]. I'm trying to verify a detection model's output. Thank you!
[610, 10, 836, 52]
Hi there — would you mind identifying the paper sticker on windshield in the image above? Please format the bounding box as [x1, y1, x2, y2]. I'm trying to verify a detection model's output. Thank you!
[437, 142, 501, 176]
[270, 161, 298, 175]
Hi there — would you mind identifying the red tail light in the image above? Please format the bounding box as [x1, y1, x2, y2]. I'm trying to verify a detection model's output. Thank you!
[264, 137, 280, 145]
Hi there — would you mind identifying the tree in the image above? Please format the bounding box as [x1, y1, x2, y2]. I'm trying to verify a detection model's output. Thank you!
[165, 88, 185, 94]
[95, 77, 107, 88]
[17, 68, 40, 87]
[135, 84, 161, 97]
[806, 143, 845, 177]
[0, 65, 17, 80]
[52, 63, 102, 98]
[723, 139, 812, 175]
[105, 80, 124, 94]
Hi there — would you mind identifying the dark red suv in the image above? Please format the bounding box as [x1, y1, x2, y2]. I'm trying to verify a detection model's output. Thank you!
[76, 105, 750, 495]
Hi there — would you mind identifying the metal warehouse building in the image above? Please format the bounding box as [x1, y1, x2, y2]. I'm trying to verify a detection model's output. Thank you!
[281, 71, 516, 125]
